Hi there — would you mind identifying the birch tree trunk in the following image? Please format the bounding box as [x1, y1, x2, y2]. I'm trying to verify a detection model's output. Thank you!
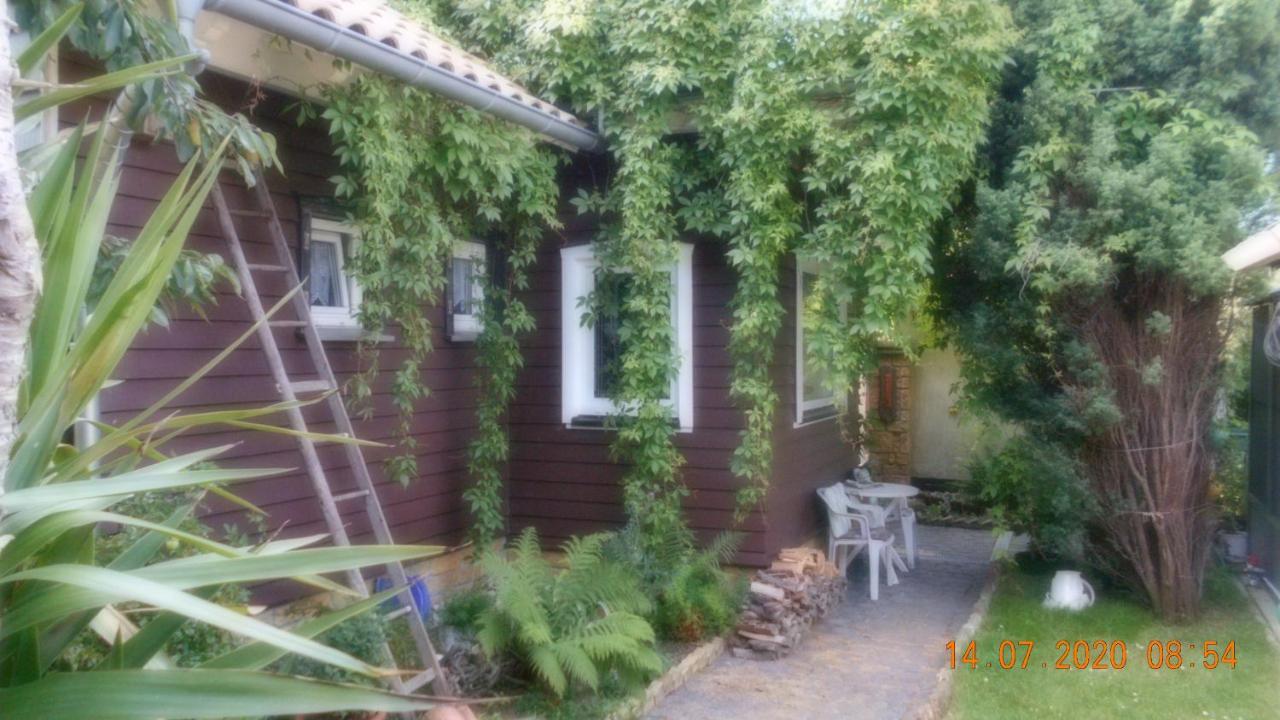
[0, 4, 41, 487]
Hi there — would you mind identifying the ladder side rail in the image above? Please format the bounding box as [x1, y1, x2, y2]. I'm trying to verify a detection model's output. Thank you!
[208, 185, 365, 593]
[248, 175, 453, 695]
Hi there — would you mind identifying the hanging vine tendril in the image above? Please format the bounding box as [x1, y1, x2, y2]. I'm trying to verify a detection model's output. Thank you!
[423, 0, 1012, 544]
[321, 75, 559, 544]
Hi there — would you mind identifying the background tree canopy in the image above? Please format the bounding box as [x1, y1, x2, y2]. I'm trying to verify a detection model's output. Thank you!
[928, 0, 1279, 620]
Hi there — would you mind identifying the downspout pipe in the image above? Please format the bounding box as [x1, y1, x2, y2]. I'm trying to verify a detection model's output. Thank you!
[197, 0, 601, 152]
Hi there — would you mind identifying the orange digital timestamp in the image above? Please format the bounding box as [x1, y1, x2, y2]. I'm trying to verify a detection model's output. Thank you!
[945, 640, 1238, 670]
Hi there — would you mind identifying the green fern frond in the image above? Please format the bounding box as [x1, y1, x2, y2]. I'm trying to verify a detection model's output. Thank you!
[528, 644, 568, 697]
[477, 529, 664, 697]
[551, 641, 600, 691]
[701, 531, 742, 568]
[476, 612, 513, 656]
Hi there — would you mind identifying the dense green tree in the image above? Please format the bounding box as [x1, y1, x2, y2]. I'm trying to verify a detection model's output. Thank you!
[930, 0, 1279, 620]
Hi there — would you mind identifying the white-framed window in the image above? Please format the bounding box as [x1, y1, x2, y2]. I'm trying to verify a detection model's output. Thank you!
[307, 217, 361, 328]
[449, 240, 486, 342]
[795, 258, 839, 425]
[561, 243, 694, 431]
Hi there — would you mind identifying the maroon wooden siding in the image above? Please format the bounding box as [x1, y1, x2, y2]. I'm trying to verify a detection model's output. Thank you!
[505, 161, 850, 566]
[763, 254, 853, 553]
[80, 60, 846, 583]
[85, 70, 478, 600]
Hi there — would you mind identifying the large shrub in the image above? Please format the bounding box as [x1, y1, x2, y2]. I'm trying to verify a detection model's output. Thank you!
[929, 0, 1279, 620]
[968, 437, 1094, 562]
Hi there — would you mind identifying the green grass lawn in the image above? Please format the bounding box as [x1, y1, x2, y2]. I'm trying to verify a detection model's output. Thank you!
[949, 564, 1279, 720]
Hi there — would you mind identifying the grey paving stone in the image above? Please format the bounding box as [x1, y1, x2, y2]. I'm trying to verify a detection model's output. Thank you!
[643, 525, 995, 720]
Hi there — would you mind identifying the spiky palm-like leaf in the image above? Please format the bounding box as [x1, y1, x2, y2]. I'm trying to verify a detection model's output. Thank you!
[0, 13, 444, 717]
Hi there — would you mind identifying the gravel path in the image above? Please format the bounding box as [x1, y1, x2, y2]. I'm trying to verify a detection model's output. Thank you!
[643, 526, 997, 720]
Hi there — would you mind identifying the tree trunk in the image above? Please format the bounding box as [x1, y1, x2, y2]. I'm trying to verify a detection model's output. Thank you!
[0, 3, 42, 487]
[1076, 278, 1218, 622]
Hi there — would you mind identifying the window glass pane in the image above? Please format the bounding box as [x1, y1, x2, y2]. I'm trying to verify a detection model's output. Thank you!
[594, 273, 630, 400]
[801, 271, 833, 403]
[309, 239, 343, 308]
[452, 257, 475, 314]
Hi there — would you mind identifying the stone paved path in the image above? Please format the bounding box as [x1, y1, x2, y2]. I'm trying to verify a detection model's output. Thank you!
[644, 526, 996, 720]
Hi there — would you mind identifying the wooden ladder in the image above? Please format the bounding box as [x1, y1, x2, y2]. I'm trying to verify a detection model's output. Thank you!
[208, 170, 452, 697]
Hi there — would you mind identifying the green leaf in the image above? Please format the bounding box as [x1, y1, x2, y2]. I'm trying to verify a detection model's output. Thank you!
[2, 545, 442, 637]
[0, 565, 385, 677]
[16, 54, 197, 122]
[17, 3, 85, 76]
[199, 587, 400, 670]
[0, 446, 281, 514]
[0, 670, 439, 720]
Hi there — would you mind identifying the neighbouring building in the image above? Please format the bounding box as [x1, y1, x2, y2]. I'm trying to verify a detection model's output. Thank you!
[862, 345, 985, 486]
[1224, 223, 1280, 581]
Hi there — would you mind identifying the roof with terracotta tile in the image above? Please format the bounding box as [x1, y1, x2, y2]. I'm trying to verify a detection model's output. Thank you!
[282, 0, 586, 130]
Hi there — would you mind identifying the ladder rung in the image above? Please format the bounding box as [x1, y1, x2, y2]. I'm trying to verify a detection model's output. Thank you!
[403, 669, 436, 693]
[246, 263, 290, 273]
[385, 605, 412, 621]
[268, 320, 307, 328]
[229, 208, 271, 218]
[287, 379, 335, 394]
[332, 489, 370, 503]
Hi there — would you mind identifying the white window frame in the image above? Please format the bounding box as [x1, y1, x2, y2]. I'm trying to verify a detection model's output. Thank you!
[308, 217, 362, 329]
[449, 240, 486, 342]
[795, 257, 839, 426]
[561, 243, 694, 431]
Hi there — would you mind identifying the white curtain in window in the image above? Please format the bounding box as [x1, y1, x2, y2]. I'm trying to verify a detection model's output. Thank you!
[310, 240, 342, 307]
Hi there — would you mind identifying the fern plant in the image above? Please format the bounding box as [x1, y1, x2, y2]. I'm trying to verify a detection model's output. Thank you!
[653, 533, 745, 642]
[476, 529, 662, 697]
[602, 526, 744, 643]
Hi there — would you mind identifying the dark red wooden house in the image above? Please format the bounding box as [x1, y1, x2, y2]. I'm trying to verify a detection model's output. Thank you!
[67, 0, 852, 604]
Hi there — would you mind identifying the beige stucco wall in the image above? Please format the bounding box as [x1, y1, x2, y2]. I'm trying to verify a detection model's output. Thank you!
[909, 348, 983, 480]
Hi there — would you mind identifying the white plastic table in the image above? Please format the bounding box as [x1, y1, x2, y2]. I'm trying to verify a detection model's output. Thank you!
[846, 482, 919, 568]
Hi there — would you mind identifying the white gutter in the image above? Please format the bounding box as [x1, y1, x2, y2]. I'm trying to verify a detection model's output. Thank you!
[1224, 222, 1280, 272]
[187, 0, 600, 151]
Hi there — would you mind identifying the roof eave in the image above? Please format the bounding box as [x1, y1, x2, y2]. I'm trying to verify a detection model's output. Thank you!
[197, 0, 600, 152]
[1224, 222, 1280, 272]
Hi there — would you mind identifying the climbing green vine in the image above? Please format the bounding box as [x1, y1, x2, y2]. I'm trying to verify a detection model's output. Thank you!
[320, 74, 558, 543]
[432, 0, 1013, 537]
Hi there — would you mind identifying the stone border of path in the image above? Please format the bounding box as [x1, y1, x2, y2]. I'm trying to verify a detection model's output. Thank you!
[606, 637, 728, 720]
[1239, 579, 1280, 651]
[907, 530, 1012, 720]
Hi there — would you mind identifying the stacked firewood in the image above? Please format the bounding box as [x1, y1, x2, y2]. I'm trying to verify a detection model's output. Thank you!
[730, 548, 846, 660]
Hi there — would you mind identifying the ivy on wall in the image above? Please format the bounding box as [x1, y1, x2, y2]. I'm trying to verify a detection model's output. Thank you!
[432, 0, 1013, 533]
[318, 75, 558, 543]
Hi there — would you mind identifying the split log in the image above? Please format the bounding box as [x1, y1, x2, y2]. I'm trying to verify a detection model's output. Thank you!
[730, 548, 847, 660]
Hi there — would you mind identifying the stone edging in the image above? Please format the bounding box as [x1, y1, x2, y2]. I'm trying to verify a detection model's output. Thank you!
[908, 532, 1008, 720]
[604, 637, 727, 720]
[1237, 577, 1280, 651]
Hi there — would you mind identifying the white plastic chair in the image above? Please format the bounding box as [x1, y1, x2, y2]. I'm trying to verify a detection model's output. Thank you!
[817, 483, 902, 600]
[851, 467, 916, 569]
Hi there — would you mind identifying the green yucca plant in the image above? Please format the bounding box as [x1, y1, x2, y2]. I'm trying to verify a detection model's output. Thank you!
[0, 6, 443, 718]
[476, 529, 663, 697]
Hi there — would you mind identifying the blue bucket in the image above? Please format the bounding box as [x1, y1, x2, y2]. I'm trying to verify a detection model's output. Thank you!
[373, 575, 432, 622]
